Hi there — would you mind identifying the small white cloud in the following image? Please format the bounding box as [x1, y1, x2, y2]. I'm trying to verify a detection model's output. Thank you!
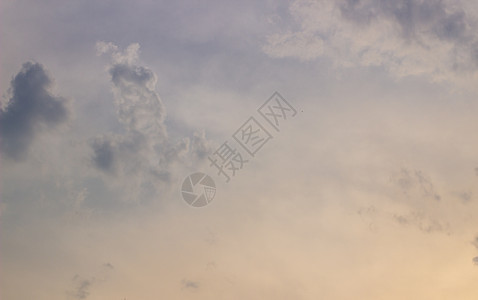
[97, 41, 140, 65]
[95, 41, 118, 56]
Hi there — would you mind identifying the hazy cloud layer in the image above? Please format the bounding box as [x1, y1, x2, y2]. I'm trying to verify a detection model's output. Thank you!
[263, 0, 478, 82]
[0, 62, 69, 160]
[2, 1, 478, 299]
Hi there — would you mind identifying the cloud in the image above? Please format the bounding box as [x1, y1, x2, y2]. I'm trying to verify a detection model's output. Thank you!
[391, 168, 441, 201]
[339, 0, 468, 41]
[71, 278, 93, 300]
[68, 264, 114, 299]
[103, 263, 114, 269]
[96, 42, 165, 139]
[456, 191, 472, 203]
[109, 62, 166, 139]
[75, 280, 91, 299]
[414, 170, 441, 201]
[90, 42, 212, 200]
[181, 279, 200, 290]
[263, 0, 478, 82]
[90, 136, 116, 174]
[393, 211, 448, 234]
[473, 256, 478, 265]
[89, 133, 150, 177]
[472, 235, 478, 249]
[0, 62, 70, 160]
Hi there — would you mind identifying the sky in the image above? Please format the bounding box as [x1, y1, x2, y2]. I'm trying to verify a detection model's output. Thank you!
[1, 0, 478, 299]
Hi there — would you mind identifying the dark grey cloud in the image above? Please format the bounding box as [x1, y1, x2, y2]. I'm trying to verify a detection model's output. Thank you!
[0, 62, 69, 160]
[90, 131, 164, 180]
[89, 131, 156, 182]
[110, 64, 156, 91]
[91, 137, 116, 174]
